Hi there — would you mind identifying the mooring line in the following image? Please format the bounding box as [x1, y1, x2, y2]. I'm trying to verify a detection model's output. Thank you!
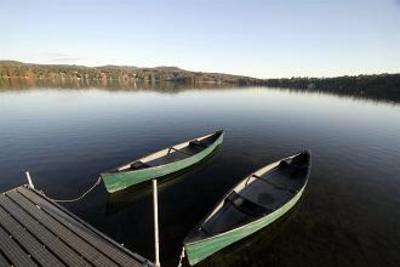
[47, 176, 102, 203]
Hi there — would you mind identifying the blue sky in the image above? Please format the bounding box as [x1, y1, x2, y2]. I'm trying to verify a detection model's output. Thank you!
[1, 0, 399, 78]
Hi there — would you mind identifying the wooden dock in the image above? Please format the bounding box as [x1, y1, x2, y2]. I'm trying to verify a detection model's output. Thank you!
[0, 185, 153, 267]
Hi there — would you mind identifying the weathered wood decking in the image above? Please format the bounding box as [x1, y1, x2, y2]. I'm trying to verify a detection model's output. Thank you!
[0, 185, 153, 267]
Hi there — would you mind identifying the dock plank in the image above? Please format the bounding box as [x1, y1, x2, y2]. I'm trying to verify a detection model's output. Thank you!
[18, 186, 145, 267]
[0, 252, 10, 267]
[6, 189, 119, 267]
[0, 206, 65, 267]
[0, 225, 37, 267]
[0, 193, 90, 267]
[0, 185, 152, 267]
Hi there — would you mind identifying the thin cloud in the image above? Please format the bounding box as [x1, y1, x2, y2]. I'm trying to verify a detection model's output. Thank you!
[43, 53, 80, 64]
[48, 57, 80, 63]
[45, 52, 69, 57]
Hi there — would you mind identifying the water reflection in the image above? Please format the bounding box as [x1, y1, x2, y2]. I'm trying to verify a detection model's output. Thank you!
[0, 78, 231, 93]
[1, 78, 399, 104]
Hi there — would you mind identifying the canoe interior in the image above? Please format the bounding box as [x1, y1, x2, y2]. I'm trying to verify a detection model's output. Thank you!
[185, 151, 310, 243]
[108, 130, 223, 174]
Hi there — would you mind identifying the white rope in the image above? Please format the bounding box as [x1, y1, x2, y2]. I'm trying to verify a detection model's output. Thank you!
[177, 246, 185, 267]
[48, 177, 102, 203]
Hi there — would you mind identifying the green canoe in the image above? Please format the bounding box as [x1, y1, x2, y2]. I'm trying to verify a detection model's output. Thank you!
[101, 130, 224, 193]
[183, 151, 311, 265]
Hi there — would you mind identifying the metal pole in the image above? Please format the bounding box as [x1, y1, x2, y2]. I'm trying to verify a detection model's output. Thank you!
[25, 171, 35, 189]
[153, 179, 161, 267]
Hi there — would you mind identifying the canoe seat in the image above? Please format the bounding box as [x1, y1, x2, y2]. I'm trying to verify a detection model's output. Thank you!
[168, 147, 193, 156]
[280, 154, 309, 170]
[226, 191, 269, 218]
[252, 174, 291, 191]
[145, 151, 188, 167]
[196, 133, 220, 147]
[130, 161, 150, 170]
[259, 160, 308, 193]
[201, 193, 257, 235]
[189, 140, 207, 148]
[239, 178, 293, 211]
[179, 143, 204, 155]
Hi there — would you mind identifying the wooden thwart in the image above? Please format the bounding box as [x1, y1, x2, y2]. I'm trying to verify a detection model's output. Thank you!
[251, 174, 291, 192]
[167, 146, 193, 156]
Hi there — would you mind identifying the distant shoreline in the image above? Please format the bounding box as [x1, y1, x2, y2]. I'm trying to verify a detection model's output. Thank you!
[1, 60, 399, 102]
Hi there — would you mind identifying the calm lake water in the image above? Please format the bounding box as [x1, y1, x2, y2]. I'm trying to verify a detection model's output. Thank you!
[0, 86, 400, 266]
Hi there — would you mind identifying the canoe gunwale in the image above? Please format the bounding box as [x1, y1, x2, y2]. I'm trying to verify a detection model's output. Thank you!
[185, 180, 308, 247]
[100, 130, 223, 176]
[100, 130, 224, 193]
[186, 150, 310, 242]
[183, 150, 312, 265]
[184, 182, 308, 265]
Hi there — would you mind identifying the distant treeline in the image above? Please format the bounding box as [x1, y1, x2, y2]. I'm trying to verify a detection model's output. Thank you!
[1, 61, 399, 102]
[264, 74, 400, 102]
[0, 61, 262, 85]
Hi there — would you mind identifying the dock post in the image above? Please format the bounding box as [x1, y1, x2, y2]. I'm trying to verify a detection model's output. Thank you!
[153, 179, 161, 267]
[25, 171, 35, 189]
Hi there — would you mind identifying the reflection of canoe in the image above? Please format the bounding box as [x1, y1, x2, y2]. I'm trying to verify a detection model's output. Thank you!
[183, 151, 311, 265]
[101, 130, 224, 193]
[105, 145, 222, 215]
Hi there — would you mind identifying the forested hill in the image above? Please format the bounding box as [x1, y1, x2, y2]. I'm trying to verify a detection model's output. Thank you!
[0, 61, 263, 85]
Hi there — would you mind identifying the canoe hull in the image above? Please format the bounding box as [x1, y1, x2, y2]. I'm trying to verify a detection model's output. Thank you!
[102, 133, 223, 193]
[184, 183, 306, 265]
